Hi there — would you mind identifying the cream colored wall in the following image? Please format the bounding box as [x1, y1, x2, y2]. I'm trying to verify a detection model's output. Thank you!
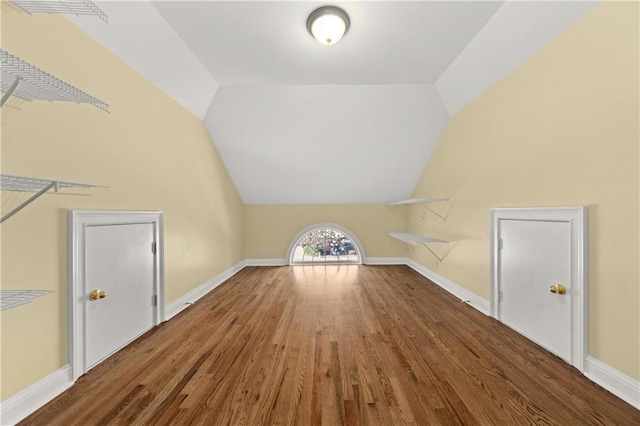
[244, 205, 407, 260]
[0, 4, 243, 399]
[410, 2, 639, 380]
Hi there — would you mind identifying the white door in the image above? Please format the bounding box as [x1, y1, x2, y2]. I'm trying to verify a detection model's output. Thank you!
[498, 219, 572, 361]
[85, 223, 156, 369]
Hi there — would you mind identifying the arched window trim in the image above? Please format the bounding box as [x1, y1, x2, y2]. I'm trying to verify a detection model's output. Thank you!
[287, 223, 366, 265]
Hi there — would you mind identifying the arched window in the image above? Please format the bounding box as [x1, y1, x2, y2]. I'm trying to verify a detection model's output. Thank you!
[287, 223, 364, 265]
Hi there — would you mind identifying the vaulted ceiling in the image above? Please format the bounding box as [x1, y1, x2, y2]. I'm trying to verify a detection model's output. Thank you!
[68, 1, 599, 204]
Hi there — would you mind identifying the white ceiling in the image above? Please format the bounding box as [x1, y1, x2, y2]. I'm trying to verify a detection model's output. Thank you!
[152, 1, 502, 85]
[67, 1, 599, 204]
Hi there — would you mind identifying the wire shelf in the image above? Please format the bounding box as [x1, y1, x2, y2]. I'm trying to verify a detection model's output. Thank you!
[0, 290, 54, 311]
[1, 174, 106, 192]
[1, 174, 107, 223]
[1, 49, 109, 111]
[10, 0, 108, 22]
[389, 232, 448, 262]
[387, 197, 448, 206]
[388, 232, 448, 245]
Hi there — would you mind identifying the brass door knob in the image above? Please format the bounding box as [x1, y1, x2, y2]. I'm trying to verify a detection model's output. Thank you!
[549, 284, 566, 295]
[89, 289, 107, 301]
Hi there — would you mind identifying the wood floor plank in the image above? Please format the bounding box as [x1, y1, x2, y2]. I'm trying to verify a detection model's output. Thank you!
[19, 265, 640, 425]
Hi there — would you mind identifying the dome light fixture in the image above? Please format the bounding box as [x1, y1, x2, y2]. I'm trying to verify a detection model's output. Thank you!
[307, 6, 350, 46]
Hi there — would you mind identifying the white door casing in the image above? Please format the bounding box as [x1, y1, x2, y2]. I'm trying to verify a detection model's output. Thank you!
[85, 223, 155, 368]
[69, 211, 164, 380]
[490, 207, 587, 371]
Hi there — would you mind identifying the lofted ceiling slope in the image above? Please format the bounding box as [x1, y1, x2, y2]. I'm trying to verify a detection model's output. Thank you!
[205, 84, 449, 204]
[67, 1, 599, 204]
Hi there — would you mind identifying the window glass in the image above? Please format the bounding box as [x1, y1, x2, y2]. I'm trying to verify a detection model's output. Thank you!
[291, 227, 360, 264]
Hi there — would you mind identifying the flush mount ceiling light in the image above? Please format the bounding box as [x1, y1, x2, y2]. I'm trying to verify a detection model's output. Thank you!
[307, 6, 350, 45]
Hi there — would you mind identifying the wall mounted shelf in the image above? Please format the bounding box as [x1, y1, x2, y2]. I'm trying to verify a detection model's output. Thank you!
[10, 0, 108, 22]
[388, 196, 449, 221]
[1, 174, 107, 223]
[1, 49, 109, 111]
[388, 232, 448, 245]
[387, 197, 448, 206]
[388, 232, 448, 262]
[0, 290, 54, 311]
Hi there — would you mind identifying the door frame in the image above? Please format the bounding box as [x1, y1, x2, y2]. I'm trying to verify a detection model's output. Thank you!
[68, 210, 164, 380]
[489, 206, 588, 371]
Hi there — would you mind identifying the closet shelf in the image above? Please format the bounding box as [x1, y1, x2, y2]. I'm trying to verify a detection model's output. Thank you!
[1, 174, 107, 223]
[1, 49, 109, 111]
[388, 232, 448, 245]
[389, 232, 448, 262]
[1, 174, 107, 192]
[387, 197, 448, 206]
[0, 290, 54, 311]
[10, 0, 108, 22]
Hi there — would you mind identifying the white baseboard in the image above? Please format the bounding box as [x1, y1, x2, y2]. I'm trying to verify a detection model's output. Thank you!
[584, 356, 640, 409]
[365, 257, 407, 265]
[0, 365, 74, 425]
[244, 258, 287, 266]
[406, 259, 490, 316]
[164, 260, 246, 321]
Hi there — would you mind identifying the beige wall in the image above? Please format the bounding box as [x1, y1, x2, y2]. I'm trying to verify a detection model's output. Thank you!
[244, 205, 407, 260]
[410, 2, 639, 380]
[2, 0, 638, 406]
[0, 5, 243, 399]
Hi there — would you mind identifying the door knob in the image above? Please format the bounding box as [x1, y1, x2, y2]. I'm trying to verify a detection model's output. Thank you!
[89, 289, 107, 301]
[549, 284, 566, 295]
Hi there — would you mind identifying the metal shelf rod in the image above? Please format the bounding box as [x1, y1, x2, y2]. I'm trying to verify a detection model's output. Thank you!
[1, 181, 55, 223]
[1, 76, 21, 107]
[422, 205, 447, 221]
[421, 243, 445, 263]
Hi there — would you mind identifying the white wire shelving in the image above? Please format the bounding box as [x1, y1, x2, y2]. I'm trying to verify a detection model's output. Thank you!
[388, 232, 449, 262]
[388, 232, 448, 245]
[1, 174, 107, 223]
[388, 196, 450, 221]
[10, 0, 108, 22]
[0, 290, 54, 311]
[387, 197, 448, 206]
[0, 49, 109, 111]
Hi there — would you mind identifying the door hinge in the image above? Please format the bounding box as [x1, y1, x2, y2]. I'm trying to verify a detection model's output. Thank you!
[152, 294, 157, 306]
[498, 239, 503, 250]
[151, 242, 157, 254]
[498, 290, 503, 302]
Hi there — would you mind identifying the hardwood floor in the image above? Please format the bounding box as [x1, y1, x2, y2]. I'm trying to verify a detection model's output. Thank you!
[21, 265, 639, 425]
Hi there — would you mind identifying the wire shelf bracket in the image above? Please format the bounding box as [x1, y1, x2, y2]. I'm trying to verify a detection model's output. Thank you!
[10, 0, 108, 22]
[1, 174, 107, 223]
[1, 49, 109, 111]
